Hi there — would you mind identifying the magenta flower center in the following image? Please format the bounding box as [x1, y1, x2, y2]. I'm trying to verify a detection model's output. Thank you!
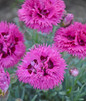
[0, 43, 3, 52]
[0, 43, 9, 58]
[67, 35, 75, 41]
[27, 55, 54, 76]
[40, 55, 48, 62]
[65, 31, 86, 46]
[41, 9, 49, 15]
[41, 55, 54, 76]
[37, 8, 50, 18]
[78, 38, 85, 46]
[64, 31, 75, 41]
[1, 32, 8, 38]
[48, 59, 53, 69]
[77, 31, 86, 46]
[40, 55, 54, 68]
[27, 59, 38, 74]
[0, 32, 19, 58]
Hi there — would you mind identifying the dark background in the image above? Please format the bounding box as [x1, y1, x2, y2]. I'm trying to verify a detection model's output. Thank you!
[0, 0, 86, 23]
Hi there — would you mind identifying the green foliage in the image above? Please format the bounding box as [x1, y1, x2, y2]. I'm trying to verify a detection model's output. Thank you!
[17, 0, 24, 3]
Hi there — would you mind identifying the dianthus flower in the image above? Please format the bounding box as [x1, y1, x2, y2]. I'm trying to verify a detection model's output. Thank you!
[0, 22, 25, 68]
[54, 22, 86, 58]
[17, 45, 66, 90]
[18, 0, 65, 34]
[0, 67, 10, 95]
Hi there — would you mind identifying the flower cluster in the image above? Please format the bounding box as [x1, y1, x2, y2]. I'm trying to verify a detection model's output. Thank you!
[17, 45, 66, 90]
[0, 22, 25, 68]
[0, 67, 10, 95]
[18, 0, 65, 34]
[1, 0, 84, 92]
[54, 22, 86, 58]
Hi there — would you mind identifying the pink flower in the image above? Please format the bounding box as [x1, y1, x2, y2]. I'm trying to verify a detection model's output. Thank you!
[54, 22, 86, 58]
[69, 67, 79, 77]
[18, 0, 65, 34]
[0, 22, 25, 68]
[61, 13, 74, 27]
[0, 67, 10, 94]
[17, 45, 66, 90]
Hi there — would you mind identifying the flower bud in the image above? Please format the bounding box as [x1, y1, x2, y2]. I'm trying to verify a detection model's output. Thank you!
[69, 67, 79, 77]
[0, 67, 10, 96]
[61, 13, 74, 27]
[10, 73, 17, 84]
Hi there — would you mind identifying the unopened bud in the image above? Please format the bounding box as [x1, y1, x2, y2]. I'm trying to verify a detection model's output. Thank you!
[0, 67, 10, 96]
[10, 73, 17, 84]
[69, 68, 79, 77]
[61, 13, 74, 27]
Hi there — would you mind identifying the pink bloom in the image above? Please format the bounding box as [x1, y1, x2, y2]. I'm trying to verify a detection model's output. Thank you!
[0, 67, 10, 94]
[17, 45, 66, 90]
[54, 22, 86, 58]
[69, 67, 79, 77]
[0, 22, 25, 68]
[61, 13, 74, 27]
[18, 0, 65, 34]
